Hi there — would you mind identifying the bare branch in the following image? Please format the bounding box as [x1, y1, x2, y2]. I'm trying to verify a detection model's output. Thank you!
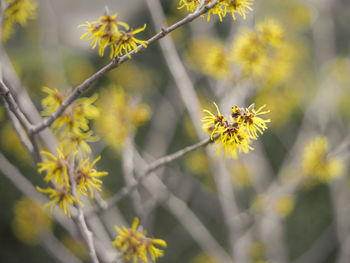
[0, 79, 33, 133]
[30, 0, 222, 134]
[145, 0, 205, 136]
[87, 135, 217, 216]
[68, 155, 100, 263]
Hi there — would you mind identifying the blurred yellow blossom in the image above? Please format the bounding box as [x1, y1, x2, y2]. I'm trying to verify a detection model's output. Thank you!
[257, 18, 284, 47]
[185, 36, 223, 75]
[2, 0, 37, 41]
[61, 235, 88, 260]
[41, 87, 100, 155]
[185, 151, 210, 175]
[59, 130, 99, 156]
[12, 197, 52, 245]
[107, 62, 157, 92]
[302, 136, 344, 185]
[250, 242, 266, 262]
[255, 87, 300, 128]
[1, 122, 31, 162]
[113, 217, 167, 263]
[230, 161, 252, 188]
[274, 194, 295, 217]
[204, 44, 230, 79]
[95, 86, 151, 151]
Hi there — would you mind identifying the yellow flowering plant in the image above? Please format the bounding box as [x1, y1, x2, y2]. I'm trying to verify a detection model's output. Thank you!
[201, 102, 270, 158]
[113, 217, 167, 263]
[3, 1, 346, 263]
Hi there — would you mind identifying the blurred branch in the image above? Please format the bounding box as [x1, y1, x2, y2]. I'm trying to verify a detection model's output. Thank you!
[145, 0, 205, 136]
[122, 136, 145, 218]
[0, 77, 42, 162]
[68, 155, 100, 263]
[132, 148, 232, 263]
[41, 232, 84, 263]
[87, 135, 217, 216]
[292, 223, 337, 263]
[30, 0, 222, 135]
[0, 151, 78, 235]
[0, 79, 33, 134]
[3, 102, 34, 154]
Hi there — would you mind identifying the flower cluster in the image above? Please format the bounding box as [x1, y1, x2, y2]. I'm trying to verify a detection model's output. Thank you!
[178, 0, 254, 22]
[12, 197, 52, 245]
[37, 149, 107, 217]
[79, 11, 148, 59]
[302, 136, 344, 185]
[95, 86, 151, 152]
[231, 19, 286, 79]
[185, 19, 291, 83]
[201, 102, 270, 158]
[41, 87, 99, 155]
[1, 0, 37, 41]
[113, 217, 167, 263]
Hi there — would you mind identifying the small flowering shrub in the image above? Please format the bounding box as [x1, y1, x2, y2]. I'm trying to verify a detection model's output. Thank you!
[0, 0, 348, 263]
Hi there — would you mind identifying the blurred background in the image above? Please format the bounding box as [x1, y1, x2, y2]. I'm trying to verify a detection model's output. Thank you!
[0, 0, 350, 262]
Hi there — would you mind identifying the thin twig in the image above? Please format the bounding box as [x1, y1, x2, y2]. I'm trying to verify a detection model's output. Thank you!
[86, 135, 217, 216]
[41, 232, 84, 263]
[0, 79, 33, 133]
[131, 147, 232, 263]
[3, 102, 34, 154]
[68, 155, 100, 263]
[30, 0, 222, 134]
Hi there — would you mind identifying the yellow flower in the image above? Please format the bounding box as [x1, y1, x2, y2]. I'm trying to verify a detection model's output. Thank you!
[302, 136, 344, 185]
[41, 86, 66, 116]
[2, 0, 37, 41]
[112, 217, 167, 263]
[79, 12, 148, 59]
[234, 104, 270, 139]
[41, 88, 99, 135]
[257, 18, 284, 47]
[223, 0, 254, 20]
[205, 0, 225, 22]
[37, 186, 83, 217]
[74, 156, 108, 198]
[274, 195, 295, 218]
[95, 87, 151, 151]
[178, 0, 200, 13]
[79, 13, 129, 58]
[12, 197, 52, 245]
[115, 24, 148, 58]
[230, 29, 267, 77]
[201, 102, 270, 158]
[204, 45, 230, 79]
[216, 126, 253, 158]
[201, 102, 227, 139]
[37, 148, 69, 186]
[59, 130, 99, 155]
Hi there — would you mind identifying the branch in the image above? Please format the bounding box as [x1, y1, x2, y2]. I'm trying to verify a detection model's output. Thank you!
[68, 155, 100, 263]
[145, 0, 206, 136]
[0, 79, 33, 133]
[30, 0, 222, 134]
[87, 135, 217, 216]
